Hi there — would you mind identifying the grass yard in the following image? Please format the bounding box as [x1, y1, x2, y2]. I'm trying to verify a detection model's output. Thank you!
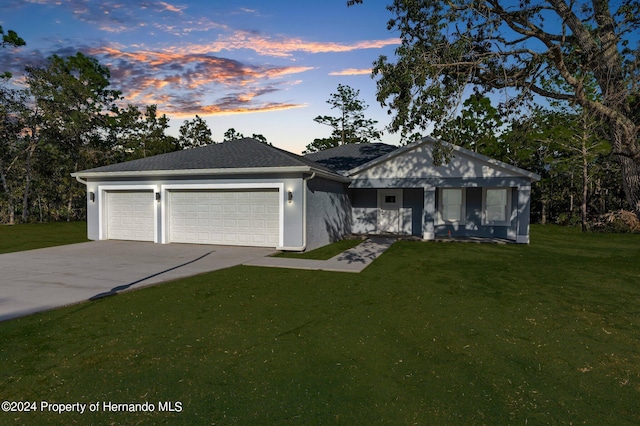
[0, 225, 639, 424]
[0, 222, 88, 254]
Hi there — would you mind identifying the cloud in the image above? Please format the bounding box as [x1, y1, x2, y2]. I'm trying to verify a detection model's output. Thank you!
[4, 0, 190, 33]
[155, 1, 185, 14]
[193, 102, 304, 117]
[329, 68, 372, 76]
[1, 1, 400, 118]
[178, 31, 400, 57]
[85, 44, 313, 115]
[3, 1, 400, 53]
[0, 39, 312, 117]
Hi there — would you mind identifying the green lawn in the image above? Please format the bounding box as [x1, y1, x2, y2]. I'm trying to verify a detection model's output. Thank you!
[1, 225, 639, 424]
[0, 222, 88, 254]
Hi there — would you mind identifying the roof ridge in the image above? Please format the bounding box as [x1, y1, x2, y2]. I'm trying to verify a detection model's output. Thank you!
[257, 139, 338, 174]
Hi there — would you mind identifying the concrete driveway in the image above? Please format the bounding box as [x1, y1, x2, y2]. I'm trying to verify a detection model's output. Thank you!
[0, 241, 275, 322]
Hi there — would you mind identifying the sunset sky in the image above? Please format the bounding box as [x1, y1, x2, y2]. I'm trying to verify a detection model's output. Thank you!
[1, 0, 401, 154]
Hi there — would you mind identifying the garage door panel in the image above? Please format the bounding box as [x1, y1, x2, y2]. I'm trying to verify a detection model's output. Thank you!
[107, 191, 155, 242]
[169, 189, 279, 247]
[266, 205, 279, 214]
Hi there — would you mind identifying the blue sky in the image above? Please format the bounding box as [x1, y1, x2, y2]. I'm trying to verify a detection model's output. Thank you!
[1, 0, 401, 153]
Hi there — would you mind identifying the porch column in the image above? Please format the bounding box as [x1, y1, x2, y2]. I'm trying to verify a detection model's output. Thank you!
[516, 184, 532, 244]
[422, 187, 436, 240]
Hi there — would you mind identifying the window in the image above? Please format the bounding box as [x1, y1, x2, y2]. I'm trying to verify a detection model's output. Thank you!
[438, 188, 465, 224]
[483, 188, 510, 225]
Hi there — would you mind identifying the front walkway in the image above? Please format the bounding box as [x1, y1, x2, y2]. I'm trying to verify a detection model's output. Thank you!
[243, 237, 395, 273]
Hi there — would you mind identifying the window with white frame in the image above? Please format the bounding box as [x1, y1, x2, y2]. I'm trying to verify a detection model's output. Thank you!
[438, 188, 465, 224]
[483, 188, 511, 225]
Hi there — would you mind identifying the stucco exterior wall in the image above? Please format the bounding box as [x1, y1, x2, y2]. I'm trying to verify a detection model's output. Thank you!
[83, 173, 307, 250]
[351, 189, 377, 234]
[304, 177, 351, 251]
[355, 143, 520, 180]
[433, 187, 519, 240]
[351, 188, 423, 236]
[349, 181, 535, 242]
[347, 140, 538, 243]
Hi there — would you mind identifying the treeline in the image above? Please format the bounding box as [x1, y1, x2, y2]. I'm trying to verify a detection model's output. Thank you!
[430, 94, 628, 230]
[0, 53, 272, 224]
[1, 51, 629, 228]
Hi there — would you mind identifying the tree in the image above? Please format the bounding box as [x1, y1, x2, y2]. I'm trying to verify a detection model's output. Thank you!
[431, 93, 503, 158]
[571, 110, 611, 231]
[223, 128, 244, 141]
[0, 26, 25, 49]
[1, 26, 25, 79]
[304, 138, 338, 153]
[250, 133, 269, 144]
[500, 106, 620, 226]
[305, 84, 381, 153]
[117, 105, 178, 160]
[25, 52, 121, 220]
[0, 87, 28, 223]
[178, 115, 214, 149]
[222, 128, 269, 144]
[355, 0, 640, 216]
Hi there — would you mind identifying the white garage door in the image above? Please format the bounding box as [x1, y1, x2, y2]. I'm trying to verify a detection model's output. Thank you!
[106, 191, 155, 241]
[169, 190, 280, 247]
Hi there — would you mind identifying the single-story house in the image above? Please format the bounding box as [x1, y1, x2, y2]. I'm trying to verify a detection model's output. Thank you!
[72, 137, 540, 251]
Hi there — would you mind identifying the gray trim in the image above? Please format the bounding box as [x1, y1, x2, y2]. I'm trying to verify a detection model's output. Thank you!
[349, 177, 532, 189]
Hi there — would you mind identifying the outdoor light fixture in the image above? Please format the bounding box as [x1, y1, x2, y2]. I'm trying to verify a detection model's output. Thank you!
[89, 192, 95, 202]
[155, 192, 161, 201]
[287, 190, 293, 203]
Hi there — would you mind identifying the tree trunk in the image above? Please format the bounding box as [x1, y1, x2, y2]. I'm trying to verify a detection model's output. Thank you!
[67, 193, 73, 222]
[619, 155, 640, 216]
[21, 143, 37, 223]
[0, 164, 16, 225]
[38, 195, 43, 223]
[67, 161, 78, 222]
[541, 192, 547, 225]
[582, 138, 589, 232]
[611, 121, 640, 218]
[580, 116, 589, 232]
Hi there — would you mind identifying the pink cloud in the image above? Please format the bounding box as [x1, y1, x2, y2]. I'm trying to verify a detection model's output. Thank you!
[329, 68, 372, 76]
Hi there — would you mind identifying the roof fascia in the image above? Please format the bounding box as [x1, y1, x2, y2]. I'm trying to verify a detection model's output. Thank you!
[71, 166, 351, 182]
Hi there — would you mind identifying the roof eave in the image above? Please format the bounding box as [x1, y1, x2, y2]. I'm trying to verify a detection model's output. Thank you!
[71, 166, 351, 182]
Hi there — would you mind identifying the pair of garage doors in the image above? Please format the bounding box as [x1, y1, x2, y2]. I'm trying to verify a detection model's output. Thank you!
[105, 189, 280, 247]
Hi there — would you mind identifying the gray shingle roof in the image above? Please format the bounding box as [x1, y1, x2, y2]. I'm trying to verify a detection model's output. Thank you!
[78, 138, 336, 174]
[304, 143, 398, 173]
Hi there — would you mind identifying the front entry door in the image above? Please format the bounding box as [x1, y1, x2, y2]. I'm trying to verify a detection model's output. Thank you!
[377, 189, 402, 233]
